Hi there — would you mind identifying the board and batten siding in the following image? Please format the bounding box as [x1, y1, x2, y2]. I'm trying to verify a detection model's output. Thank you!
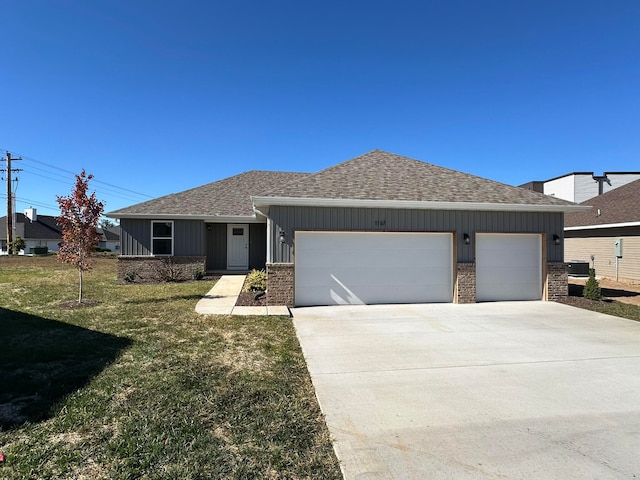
[120, 219, 151, 255]
[269, 206, 564, 263]
[120, 219, 205, 256]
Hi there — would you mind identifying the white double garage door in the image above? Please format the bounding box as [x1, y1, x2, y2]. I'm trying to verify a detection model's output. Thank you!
[295, 231, 543, 306]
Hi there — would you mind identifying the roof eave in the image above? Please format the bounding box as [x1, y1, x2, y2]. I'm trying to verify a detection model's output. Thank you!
[565, 221, 640, 231]
[251, 196, 590, 213]
[106, 212, 262, 222]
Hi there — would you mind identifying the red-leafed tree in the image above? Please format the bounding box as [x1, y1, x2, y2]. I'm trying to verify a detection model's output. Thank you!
[57, 170, 105, 303]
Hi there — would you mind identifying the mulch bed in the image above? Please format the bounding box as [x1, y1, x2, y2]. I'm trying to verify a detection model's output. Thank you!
[554, 282, 612, 309]
[58, 300, 102, 309]
[235, 275, 266, 307]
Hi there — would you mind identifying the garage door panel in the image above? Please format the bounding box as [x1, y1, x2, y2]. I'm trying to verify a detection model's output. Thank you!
[478, 249, 540, 266]
[479, 266, 541, 285]
[296, 283, 453, 306]
[476, 234, 542, 302]
[295, 266, 452, 288]
[296, 248, 451, 269]
[480, 282, 541, 302]
[295, 231, 453, 306]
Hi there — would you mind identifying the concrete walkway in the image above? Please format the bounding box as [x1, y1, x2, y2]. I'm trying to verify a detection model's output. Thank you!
[195, 275, 290, 316]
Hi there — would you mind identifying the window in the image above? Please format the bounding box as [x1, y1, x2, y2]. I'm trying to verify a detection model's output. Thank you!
[152, 221, 173, 255]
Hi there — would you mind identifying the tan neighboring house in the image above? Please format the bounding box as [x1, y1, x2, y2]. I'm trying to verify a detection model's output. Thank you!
[564, 179, 640, 283]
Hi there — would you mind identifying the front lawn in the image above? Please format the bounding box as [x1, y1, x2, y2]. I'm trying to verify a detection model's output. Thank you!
[0, 255, 341, 479]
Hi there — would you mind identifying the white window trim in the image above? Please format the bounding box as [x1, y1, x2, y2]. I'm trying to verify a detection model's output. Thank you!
[151, 220, 174, 256]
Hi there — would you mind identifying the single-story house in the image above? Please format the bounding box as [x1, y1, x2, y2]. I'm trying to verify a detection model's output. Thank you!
[564, 178, 640, 282]
[0, 208, 120, 254]
[0, 208, 63, 254]
[107, 150, 588, 306]
[99, 226, 121, 252]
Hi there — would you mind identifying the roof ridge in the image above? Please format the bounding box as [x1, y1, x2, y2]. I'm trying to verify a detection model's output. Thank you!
[258, 149, 576, 206]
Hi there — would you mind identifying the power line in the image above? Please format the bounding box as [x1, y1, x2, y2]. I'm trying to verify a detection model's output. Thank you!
[1, 194, 58, 212]
[20, 170, 148, 205]
[0, 147, 154, 200]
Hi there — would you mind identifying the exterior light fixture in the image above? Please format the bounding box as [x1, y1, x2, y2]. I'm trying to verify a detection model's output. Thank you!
[553, 234, 561, 245]
[463, 233, 471, 245]
[279, 231, 286, 244]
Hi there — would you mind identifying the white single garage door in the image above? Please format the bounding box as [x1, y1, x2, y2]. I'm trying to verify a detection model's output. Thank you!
[295, 231, 453, 306]
[476, 233, 542, 302]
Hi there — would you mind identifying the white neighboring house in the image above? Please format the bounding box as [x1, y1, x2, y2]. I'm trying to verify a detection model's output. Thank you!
[0, 208, 120, 254]
[521, 172, 640, 203]
[98, 226, 120, 252]
[0, 208, 62, 254]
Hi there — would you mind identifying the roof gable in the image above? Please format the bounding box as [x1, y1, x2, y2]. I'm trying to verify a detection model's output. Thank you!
[565, 178, 640, 228]
[261, 150, 576, 208]
[109, 170, 310, 218]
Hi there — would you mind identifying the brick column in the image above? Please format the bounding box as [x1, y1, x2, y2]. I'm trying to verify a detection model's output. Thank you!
[266, 263, 295, 307]
[546, 262, 568, 300]
[456, 263, 476, 304]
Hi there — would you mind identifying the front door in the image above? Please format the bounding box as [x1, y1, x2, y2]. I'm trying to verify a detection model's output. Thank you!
[227, 224, 249, 270]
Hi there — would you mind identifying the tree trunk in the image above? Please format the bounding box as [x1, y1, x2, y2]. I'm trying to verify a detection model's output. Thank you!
[78, 267, 83, 304]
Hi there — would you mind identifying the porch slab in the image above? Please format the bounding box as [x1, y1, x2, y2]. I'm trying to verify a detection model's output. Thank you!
[232, 306, 267, 315]
[267, 305, 291, 316]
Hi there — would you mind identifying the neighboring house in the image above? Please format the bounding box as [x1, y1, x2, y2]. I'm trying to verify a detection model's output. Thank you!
[0, 208, 62, 254]
[0, 208, 120, 255]
[98, 226, 120, 252]
[520, 171, 640, 203]
[108, 150, 587, 307]
[564, 179, 640, 283]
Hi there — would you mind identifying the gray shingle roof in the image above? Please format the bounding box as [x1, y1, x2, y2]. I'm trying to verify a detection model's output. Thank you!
[109, 150, 579, 218]
[0, 213, 62, 240]
[565, 178, 640, 228]
[109, 170, 310, 217]
[263, 150, 575, 207]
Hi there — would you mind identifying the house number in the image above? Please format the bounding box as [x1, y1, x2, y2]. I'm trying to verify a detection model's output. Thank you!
[375, 220, 386, 226]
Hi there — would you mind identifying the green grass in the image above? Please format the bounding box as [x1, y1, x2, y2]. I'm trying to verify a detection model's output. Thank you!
[564, 282, 640, 322]
[0, 256, 341, 479]
[582, 300, 640, 322]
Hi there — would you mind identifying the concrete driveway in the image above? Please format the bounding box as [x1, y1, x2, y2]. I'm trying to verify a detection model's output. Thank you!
[292, 301, 640, 479]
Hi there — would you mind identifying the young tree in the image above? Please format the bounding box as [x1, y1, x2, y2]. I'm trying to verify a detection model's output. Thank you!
[57, 170, 105, 303]
[100, 218, 116, 230]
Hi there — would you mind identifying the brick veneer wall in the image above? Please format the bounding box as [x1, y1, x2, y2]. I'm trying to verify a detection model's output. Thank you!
[266, 263, 294, 307]
[117, 256, 206, 283]
[546, 262, 568, 300]
[456, 263, 476, 304]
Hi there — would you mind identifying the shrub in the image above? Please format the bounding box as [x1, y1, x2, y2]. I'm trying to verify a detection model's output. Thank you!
[10, 237, 26, 253]
[583, 270, 602, 301]
[244, 269, 267, 292]
[154, 258, 182, 282]
[192, 268, 205, 280]
[123, 270, 139, 283]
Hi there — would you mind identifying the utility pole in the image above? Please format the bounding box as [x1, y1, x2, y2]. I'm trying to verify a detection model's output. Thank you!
[0, 152, 22, 254]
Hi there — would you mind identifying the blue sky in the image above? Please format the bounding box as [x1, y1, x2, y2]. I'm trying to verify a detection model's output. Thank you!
[2, 1, 639, 217]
